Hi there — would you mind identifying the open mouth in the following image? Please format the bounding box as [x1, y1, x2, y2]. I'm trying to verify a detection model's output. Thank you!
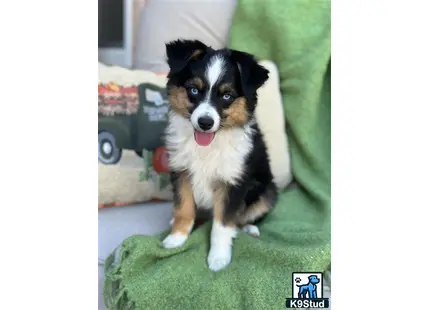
[194, 130, 215, 146]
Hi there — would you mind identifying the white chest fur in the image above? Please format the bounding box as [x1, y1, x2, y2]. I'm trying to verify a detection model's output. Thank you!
[165, 112, 254, 209]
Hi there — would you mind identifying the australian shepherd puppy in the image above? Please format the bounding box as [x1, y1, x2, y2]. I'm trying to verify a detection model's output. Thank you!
[162, 40, 278, 272]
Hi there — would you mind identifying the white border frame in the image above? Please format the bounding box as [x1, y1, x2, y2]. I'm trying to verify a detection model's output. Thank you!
[98, 0, 134, 68]
[2, 1, 430, 310]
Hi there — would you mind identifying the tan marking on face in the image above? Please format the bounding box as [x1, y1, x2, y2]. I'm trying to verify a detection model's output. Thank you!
[171, 173, 195, 235]
[222, 97, 249, 127]
[185, 77, 204, 90]
[168, 86, 193, 117]
[219, 83, 235, 94]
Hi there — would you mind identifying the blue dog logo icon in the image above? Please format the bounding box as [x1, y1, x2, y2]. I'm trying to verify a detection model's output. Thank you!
[287, 272, 329, 308]
[296, 275, 320, 299]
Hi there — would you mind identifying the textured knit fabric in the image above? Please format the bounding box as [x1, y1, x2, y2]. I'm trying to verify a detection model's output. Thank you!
[103, 1, 331, 309]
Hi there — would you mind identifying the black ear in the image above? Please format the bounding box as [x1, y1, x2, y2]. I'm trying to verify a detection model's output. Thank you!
[165, 40, 208, 77]
[230, 50, 269, 96]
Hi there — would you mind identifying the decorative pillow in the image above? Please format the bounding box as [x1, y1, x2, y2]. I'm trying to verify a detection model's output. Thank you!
[98, 63, 172, 208]
[98, 60, 292, 208]
[256, 60, 292, 190]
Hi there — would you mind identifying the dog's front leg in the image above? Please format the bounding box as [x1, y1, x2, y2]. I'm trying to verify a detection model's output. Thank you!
[207, 183, 246, 272]
[162, 171, 195, 249]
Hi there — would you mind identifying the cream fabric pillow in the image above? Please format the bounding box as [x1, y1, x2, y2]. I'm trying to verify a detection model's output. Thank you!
[256, 60, 292, 189]
[98, 64, 173, 207]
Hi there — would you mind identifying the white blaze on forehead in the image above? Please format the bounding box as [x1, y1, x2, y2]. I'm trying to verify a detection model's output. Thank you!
[205, 55, 226, 89]
[189, 55, 225, 132]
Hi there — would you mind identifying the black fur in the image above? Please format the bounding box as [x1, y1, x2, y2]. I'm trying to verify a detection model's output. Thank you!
[223, 123, 278, 225]
[169, 170, 183, 208]
[166, 39, 212, 77]
[230, 50, 270, 104]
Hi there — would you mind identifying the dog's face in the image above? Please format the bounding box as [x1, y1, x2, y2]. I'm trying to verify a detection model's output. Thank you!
[165, 39, 269, 146]
[308, 275, 320, 284]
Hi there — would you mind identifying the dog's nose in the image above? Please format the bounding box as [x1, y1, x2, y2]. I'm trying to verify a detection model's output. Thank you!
[197, 116, 214, 131]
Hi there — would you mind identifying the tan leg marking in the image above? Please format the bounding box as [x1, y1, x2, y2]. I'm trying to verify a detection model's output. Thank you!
[162, 173, 195, 248]
[171, 173, 195, 235]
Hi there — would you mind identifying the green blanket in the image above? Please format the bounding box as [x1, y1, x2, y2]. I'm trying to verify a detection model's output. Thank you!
[103, 1, 331, 309]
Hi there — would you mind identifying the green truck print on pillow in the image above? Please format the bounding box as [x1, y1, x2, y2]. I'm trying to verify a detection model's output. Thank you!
[98, 82, 169, 165]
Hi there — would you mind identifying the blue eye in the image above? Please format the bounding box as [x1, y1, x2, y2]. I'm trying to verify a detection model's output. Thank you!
[190, 87, 199, 95]
[222, 94, 232, 100]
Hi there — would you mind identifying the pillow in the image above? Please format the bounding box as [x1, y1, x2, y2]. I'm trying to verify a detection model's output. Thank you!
[98, 63, 172, 208]
[98, 61, 292, 208]
[256, 60, 292, 189]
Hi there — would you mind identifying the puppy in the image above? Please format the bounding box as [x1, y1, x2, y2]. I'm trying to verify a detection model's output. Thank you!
[162, 39, 277, 272]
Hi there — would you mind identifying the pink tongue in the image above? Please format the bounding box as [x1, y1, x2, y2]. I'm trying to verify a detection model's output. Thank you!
[194, 131, 215, 146]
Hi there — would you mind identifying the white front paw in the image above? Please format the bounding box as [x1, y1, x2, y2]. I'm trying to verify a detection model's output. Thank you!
[207, 245, 232, 271]
[242, 224, 260, 237]
[162, 233, 188, 249]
